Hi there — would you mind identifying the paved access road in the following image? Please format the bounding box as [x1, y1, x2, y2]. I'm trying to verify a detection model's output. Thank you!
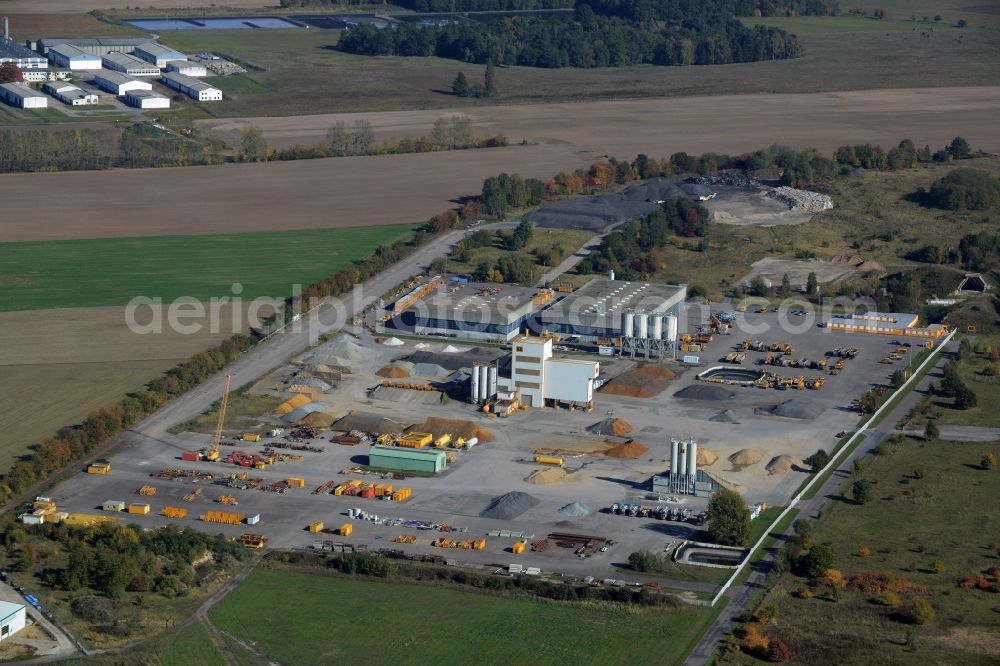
[682, 344, 954, 665]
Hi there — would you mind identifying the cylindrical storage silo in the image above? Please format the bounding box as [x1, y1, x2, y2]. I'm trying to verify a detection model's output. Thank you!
[665, 315, 678, 342]
[621, 311, 634, 338]
[479, 366, 490, 400]
[670, 439, 679, 474]
[688, 441, 698, 477]
[470, 366, 480, 403]
[635, 313, 648, 339]
[609, 269, 615, 282]
[488, 365, 498, 399]
[678, 441, 687, 479]
[652, 315, 663, 341]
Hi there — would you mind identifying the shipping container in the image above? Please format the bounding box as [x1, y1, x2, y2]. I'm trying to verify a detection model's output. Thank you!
[246, 513, 261, 525]
[87, 461, 111, 474]
[339, 523, 353, 537]
[127, 503, 150, 515]
[242, 433, 261, 442]
[102, 500, 126, 512]
[308, 521, 324, 533]
[180, 451, 201, 462]
[287, 477, 305, 488]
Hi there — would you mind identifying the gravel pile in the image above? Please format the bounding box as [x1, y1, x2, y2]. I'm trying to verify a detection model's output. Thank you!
[480, 492, 539, 520]
[587, 417, 633, 437]
[297, 334, 373, 367]
[674, 385, 735, 401]
[558, 502, 593, 517]
[709, 409, 740, 423]
[767, 186, 834, 212]
[766, 399, 824, 420]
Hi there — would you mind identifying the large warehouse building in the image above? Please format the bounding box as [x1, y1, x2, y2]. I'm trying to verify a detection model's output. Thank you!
[161, 72, 222, 101]
[43, 81, 98, 105]
[47, 43, 102, 70]
[393, 281, 546, 343]
[0, 601, 26, 643]
[368, 445, 447, 474]
[102, 52, 160, 77]
[495, 335, 600, 409]
[166, 60, 208, 77]
[93, 70, 151, 95]
[125, 89, 169, 109]
[134, 42, 186, 67]
[0, 82, 47, 108]
[539, 278, 687, 342]
[35, 38, 150, 56]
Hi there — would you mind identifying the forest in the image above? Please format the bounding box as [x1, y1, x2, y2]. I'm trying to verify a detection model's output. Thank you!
[338, 3, 805, 68]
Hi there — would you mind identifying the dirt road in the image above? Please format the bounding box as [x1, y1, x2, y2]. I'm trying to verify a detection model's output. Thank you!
[2, 87, 998, 242]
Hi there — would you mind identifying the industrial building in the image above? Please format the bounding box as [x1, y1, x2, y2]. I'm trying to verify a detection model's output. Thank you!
[0, 601, 26, 643]
[46, 43, 102, 70]
[102, 52, 160, 77]
[491, 335, 600, 409]
[650, 438, 718, 497]
[34, 37, 151, 56]
[368, 445, 447, 473]
[124, 89, 169, 109]
[825, 311, 948, 339]
[93, 69, 151, 96]
[133, 42, 186, 67]
[539, 278, 686, 342]
[0, 36, 49, 80]
[160, 71, 222, 101]
[43, 81, 98, 105]
[0, 82, 47, 108]
[166, 60, 208, 77]
[394, 281, 547, 343]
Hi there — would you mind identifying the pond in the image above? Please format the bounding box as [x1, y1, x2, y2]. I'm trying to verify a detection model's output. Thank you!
[126, 17, 300, 30]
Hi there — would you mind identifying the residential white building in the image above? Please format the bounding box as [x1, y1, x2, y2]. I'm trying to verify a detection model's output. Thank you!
[0, 601, 26, 643]
[47, 43, 102, 70]
[165, 60, 207, 77]
[43, 81, 98, 105]
[102, 52, 160, 77]
[124, 89, 169, 109]
[0, 82, 47, 108]
[497, 336, 599, 408]
[134, 42, 186, 68]
[161, 71, 221, 101]
[93, 69, 151, 95]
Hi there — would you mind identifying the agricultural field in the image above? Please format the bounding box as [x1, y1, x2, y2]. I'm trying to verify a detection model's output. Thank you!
[0, 225, 415, 311]
[0, 360, 179, 470]
[717, 433, 1000, 665]
[207, 567, 710, 665]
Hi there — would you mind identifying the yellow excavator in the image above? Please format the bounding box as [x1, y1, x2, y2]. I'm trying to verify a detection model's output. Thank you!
[204, 373, 232, 462]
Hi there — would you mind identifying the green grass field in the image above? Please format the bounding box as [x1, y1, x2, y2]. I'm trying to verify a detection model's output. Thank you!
[157, 622, 229, 666]
[208, 568, 709, 665]
[740, 15, 961, 33]
[0, 225, 415, 312]
[446, 228, 593, 283]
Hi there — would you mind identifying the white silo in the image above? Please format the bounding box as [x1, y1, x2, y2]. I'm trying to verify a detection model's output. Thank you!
[652, 315, 663, 340]
[488, 365, 498, 398]
[678, 440, 688, 478]
[470, 365, 481, 403]
[621, 311, 634, 338]
[479, 365, 490, 400]
[670, 439, 679, 473]
[635, 313, 649, 339]
[665, 315, 678, 342]
[609, 269, 615, 281]
[688, 440, 698, 477]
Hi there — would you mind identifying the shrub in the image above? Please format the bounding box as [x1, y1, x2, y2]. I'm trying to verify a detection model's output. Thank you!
[857, 546, 872, 557]
[794, 587, 815, 599]
[70, 596, 114, 624]
[852, 479, 874, 504]
[982, 452, 997, 470]
[740, 623, 770, 655]
[906, 597, 935, 625]
[957, 574, 992, 590]
[804, 449, 830, 471]
[766, 638, 791, 663]
[799, 544, 834, 578]
[872, 591, 901, 606]
[849, 571, 928, 595]
[755, 605, 778, 624]
[931, 561, 945, 574]
[820, 568, 847, 588]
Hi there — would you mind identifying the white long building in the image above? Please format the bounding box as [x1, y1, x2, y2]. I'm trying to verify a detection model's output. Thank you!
[93, 69, 151, 95]
[43, 81, 98, 105]
[0, 601, 26, 643]
[0, 82, 47, 108]
[496, 336, 599, 408]
[102, 52, 160, 77]
[166, 60, 207, 77]
[47, 43, 102, 70]
[134, 42, 186, 68]
[125, 89, 169, 109]
[161, 71, 221, 101]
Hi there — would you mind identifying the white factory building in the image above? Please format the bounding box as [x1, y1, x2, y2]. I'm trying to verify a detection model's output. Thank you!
[493, 335, 600, 409]
[102, 52, 160, 77]
[165, 60, 208, 77]
[125, 89, 169, 109]
[47, 43, 102, 70]
[0, 82, 47, 108]
[133, 42, 186, 68]
[93, 70, 151, 96]
[0, 601, 26, 643]
[161, 71, 221, 101]
[43, 81, 98, 105]
[0, 36, 49, 81]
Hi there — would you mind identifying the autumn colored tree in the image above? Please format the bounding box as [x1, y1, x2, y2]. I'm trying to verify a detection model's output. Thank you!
[0, 62, 22, 83]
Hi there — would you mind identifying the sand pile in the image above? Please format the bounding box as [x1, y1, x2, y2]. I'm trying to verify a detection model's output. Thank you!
[408, 417, 494, 443]
[766, 454, 804, 475]
[603, 439, 649, 459]
[558, 502, 592, 517]
[709, 409, 740, 423]
[765, 399, 824, 420]
[299, 411, 335, 428]
[525, 467, 575, 485]
[599, 365, 675, 398]
[587, 417, 633, 437]
[674, 385, 735, 401]
[697, 447, 719, 466]
[274, 394, 311, 415]
[383, 337, 404, 346]
[480, 492, 539, 520]
[729, 448, 763, 468]
[377, 364, 410, 379]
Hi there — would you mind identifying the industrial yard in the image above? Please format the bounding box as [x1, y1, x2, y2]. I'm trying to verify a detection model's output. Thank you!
[44, 283, 924, 587]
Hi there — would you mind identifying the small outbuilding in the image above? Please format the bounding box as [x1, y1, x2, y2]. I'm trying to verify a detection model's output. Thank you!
[165, 60, 208, 77]
[368, 444, 446, 474]
[43, 81, 98, 106]
[0, 82, 47, 108]
[93, 69, 151, 96]
[161, 71, 222, 101]
[124, 89, 169, 109]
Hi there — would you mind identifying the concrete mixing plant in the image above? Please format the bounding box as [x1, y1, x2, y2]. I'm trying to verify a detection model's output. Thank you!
[651, 438, 719, 497]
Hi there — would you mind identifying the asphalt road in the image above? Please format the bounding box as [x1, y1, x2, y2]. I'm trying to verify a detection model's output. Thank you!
[682, 344, 955, 665]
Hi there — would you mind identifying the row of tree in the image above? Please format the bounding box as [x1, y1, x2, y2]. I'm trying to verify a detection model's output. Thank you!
[338, 13, 802, 68]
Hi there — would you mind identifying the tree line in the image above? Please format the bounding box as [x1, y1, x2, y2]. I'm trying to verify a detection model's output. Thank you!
[338, 8, 802, 68]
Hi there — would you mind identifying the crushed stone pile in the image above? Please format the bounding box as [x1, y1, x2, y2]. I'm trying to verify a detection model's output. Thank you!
[600, 364, 674, 398]
[766, 454, 804, 475]
[767, 186, 834, 212]
[558, 502, 593, 517]
[587, 417, 633, 437]
[404, 348, 501, 372]
[332, 412, 406, 434]
[296, 334, 373, 368]
[697, 447, 719, 466]
[408, 417, 494, 443]
[526, 467, 574, 485]
[376, 364, 411, 379]
[383, 337, 404, 346]
[299, 411, 336, 428]
[709, 409, 740, 423]
[480, 492, 539, 520]
[674, 385, 735, 401]
[411, 362, 451, 377]
[603, 439, 648, 459]
[729, 448, 763, 468]
[765, 399, 824, 420]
